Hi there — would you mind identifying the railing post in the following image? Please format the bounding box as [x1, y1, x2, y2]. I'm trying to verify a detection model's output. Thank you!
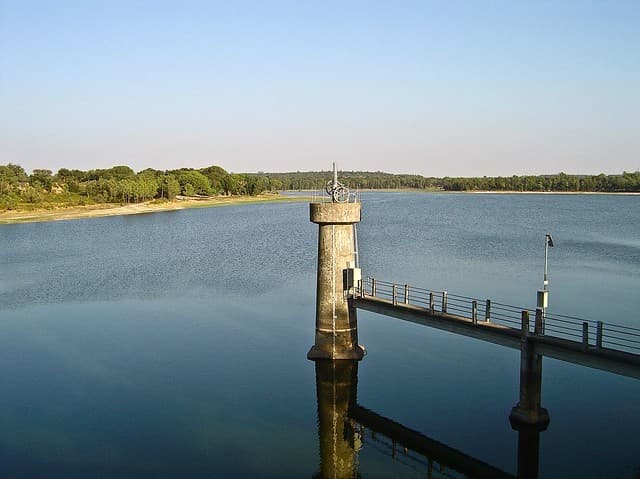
[520, 310, 530, 339]
[582, 322, 589, 350]
[371, 278, 376, 296]
[596, 321, 603, 349]
[442, 291, 448, 313]
[485, 299, 491, 322]
[472, 301, 478, 325]
[534, 308, 543, 335]
[404, 284, 409, 304]
[429, 292, 434, 312]
[392, 284, 397, 306]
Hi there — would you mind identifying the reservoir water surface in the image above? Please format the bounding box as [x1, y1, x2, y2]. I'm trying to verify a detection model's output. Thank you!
[1, 192, 639, 478]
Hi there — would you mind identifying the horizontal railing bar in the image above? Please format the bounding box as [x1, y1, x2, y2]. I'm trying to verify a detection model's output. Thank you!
[544, 332, 583, 342]
[446, 297, 474, 305]
[602, 340, 640, 351]
[547, 310, 620, 323]
[446, 293, 483, 301]
[409, 290, 430, 297]
[544, 316, 595, 329]
[603, 334, 640, 345]
[491, 301, 536, 310]
[544, 333, 583, 342]
[544, 314, 600, 325]
[443, 303, 472, 311]
[489, 312, 522, 321]
[543, 327, 583, 338]
[545, 316, 595, 326]
[491, 318, 521, 326]
[603, 327, 640, 337]
[491, 304, 531, 312]
[544, 322, 584, 334]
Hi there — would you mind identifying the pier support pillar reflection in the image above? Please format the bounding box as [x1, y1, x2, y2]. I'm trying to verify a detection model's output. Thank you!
[509, 340, 547, 478]
[512, 421, 544, 479]
[308, 202, 364, 360]
[313, 360, 361, 479]
[510, 340, 550, 428]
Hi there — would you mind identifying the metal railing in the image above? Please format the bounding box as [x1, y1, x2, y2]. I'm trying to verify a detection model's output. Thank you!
[356, 277, 640, 355]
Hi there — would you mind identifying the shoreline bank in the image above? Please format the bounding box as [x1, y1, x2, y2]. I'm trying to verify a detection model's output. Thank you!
[3, 189, 638, 225]
[0, 194, 310, 225]
[286, 188, 640, 195]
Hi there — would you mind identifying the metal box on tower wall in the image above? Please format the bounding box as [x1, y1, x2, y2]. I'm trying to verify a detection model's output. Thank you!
[344, 265, 361, 291]
[537, 290, 548, 309]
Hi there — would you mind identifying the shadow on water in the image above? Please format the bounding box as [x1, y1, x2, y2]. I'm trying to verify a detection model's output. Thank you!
[313, 360, 545, 479]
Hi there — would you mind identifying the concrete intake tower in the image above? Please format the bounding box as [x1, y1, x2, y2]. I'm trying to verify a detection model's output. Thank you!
[308, 165, 365, 361]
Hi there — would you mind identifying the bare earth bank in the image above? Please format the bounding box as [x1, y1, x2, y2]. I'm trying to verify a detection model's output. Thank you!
[0, 195, 309, 225]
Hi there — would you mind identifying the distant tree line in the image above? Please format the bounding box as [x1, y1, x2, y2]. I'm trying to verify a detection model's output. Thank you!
[1, 163, 639, 211]
[0, 164, 280, 210]
[261, 171, 433, 190]
[262, 170, 640, 193]
[437, 171, 640, 192]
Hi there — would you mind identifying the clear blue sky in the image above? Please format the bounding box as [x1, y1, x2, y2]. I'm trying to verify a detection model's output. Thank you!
[1, 0, 638, 176]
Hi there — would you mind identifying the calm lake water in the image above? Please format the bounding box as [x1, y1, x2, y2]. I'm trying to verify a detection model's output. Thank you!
[1, 192, 639, 478]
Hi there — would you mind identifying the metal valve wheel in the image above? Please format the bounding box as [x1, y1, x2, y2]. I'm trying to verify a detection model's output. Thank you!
[326, 180, 349, 203]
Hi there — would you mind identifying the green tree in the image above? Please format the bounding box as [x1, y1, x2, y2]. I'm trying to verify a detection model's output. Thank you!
[0, 192, 19, 210]
[245, 175, 268, 196]
[162, 175, 181, 200]
[106, 165, 135, 180]
[21, 185, 44, 203]
[30, 169, 54, 191]
[222, 174, 244, 195]
[269, 177, 284, 191]
[0, 164, 28, 196]
[200, 165, 228, 194]
[177, 170, 211, 195]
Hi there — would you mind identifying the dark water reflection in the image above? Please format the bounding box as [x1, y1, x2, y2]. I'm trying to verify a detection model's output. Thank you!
[314, 360, 545, 479]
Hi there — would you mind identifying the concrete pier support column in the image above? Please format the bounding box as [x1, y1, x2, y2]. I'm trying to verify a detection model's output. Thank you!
[308, 202, 365, 360]
[314, 360, 360, 479]
[509, 340, 550, 428]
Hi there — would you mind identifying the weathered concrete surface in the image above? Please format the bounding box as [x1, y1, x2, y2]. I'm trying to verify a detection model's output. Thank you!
[310, 202, 361, 224]
[308, 202, 364, 360]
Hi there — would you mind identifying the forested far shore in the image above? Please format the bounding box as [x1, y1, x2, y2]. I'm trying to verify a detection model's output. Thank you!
[263, 170, 640, 192]
[1, 164, 639, 211]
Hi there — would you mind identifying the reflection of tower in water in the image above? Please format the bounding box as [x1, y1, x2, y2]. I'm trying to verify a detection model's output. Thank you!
[312, 358, 545, 479]
[313, 360, 361, 479]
